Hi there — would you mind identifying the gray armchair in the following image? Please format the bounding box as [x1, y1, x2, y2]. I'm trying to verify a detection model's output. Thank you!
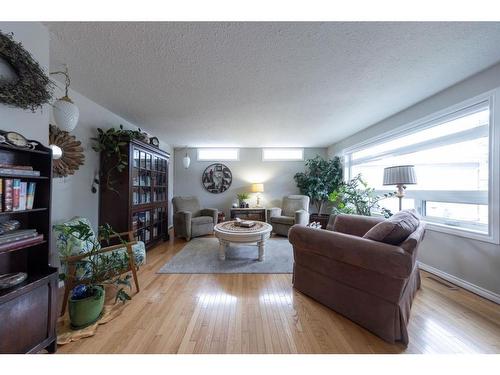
[172, 196, 218, 241]
[266, 195, 310, 236]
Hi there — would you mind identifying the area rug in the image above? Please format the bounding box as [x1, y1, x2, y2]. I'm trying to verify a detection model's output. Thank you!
[157, 237, 293, 274]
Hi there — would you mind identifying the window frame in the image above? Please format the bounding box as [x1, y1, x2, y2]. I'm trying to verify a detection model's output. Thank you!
[261, 148, 304, 161]
[196, 148, 240, 161]
[341, 90, 500, 244]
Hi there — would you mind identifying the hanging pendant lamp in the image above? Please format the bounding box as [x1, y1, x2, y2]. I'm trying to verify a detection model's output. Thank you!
[50, 66, 79, 132]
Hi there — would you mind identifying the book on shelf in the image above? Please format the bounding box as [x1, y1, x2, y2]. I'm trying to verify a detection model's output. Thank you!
[0, 229, 37, 245]
[0, 233, 43, 252]
[1, 179, 35, 212]
[18, 182, 27, 211]
[0, 164, 33, 171]
[2, 179, 13, 212]
[0, 168, 40, 176]
[12, 179, 21, 211]
[26, 182, 36, 210]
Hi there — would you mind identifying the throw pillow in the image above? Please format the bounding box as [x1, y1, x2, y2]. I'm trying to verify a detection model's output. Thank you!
[363, 209, 420, 245]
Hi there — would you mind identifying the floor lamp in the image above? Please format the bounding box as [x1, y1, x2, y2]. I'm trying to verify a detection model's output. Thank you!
[383, 165, 417, 211]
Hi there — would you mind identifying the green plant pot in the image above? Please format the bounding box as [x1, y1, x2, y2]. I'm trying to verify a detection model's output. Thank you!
[68, 286, 105, 330]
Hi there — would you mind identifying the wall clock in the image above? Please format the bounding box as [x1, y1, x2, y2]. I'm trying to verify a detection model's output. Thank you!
[202, 163, 232, 194]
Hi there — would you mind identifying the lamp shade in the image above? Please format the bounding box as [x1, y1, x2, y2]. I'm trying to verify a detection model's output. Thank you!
[383, 165, 417, 185]
[53, 96, 79, 132]
[251, 183, 264, 193]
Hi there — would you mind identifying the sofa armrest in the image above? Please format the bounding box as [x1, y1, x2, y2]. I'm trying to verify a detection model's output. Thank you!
[294, 209, 309, 226]
[289, 225, 412, 278]
[201, 208, 218, 224]
[331, 214, 384, 237]
[266, 207, 282, 223]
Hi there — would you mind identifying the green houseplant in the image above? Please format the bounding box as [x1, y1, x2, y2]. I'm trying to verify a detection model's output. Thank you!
[91, 125, 145, 193]
[237, 192, 250, 207]
[294, 156, 344, 211]
[328, 174, 395, 218]
[54, 220, 133, 329]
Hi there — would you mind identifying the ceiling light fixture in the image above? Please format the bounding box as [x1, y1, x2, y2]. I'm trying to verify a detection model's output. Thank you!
[50, 65, 79, 132]
[182, 146, 191, 169]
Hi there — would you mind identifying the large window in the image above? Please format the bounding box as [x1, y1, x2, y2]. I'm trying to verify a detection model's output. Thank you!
[262, 148, 304, 161]
[197, 148, 239, 161]
[344, 100, 494, 239]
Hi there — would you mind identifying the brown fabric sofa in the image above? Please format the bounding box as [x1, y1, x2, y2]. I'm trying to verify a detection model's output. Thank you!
[288, 212, 426, 346]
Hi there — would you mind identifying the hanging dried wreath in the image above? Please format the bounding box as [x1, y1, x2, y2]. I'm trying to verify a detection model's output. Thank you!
[49, 125, 85, 178]
[0, 31, 53, 112]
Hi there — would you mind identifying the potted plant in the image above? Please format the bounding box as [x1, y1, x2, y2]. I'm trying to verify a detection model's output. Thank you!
[53, 220, 132, 329]
[294, 156, 344, 211]
[91, 124, 145, 194]
[328, 174, 395, 218]
[237, 193, 250, 208]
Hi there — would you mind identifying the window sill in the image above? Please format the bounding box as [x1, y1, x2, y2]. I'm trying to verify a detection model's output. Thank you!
[423, 221, 498, 244]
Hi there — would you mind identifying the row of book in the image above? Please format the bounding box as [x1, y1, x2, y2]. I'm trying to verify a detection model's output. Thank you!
[0, 179, 36, 212]
[0, 229, 43, 252]
[0, 163, 40, 177]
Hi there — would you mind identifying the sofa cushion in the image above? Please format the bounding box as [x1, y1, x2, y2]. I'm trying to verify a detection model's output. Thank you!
[192, 216, 214, 225]
[270, 215, 295, 225]
[363, 209, 420, 245]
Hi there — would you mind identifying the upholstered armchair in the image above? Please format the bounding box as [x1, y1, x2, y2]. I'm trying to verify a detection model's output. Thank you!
[266, 195, 310, 236]
[172, 196, 218, 241]
[288, 210, 426, 346]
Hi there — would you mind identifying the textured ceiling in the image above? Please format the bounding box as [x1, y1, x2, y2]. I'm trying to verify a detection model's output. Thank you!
[45, 22, 500, 147]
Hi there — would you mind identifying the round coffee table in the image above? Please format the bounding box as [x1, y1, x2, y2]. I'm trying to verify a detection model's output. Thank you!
[214, 221, 272, 261]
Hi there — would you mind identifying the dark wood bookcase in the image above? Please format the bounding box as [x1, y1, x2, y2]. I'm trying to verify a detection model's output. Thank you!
[99, 140, 170, 249]
[0, 143, 57, 354]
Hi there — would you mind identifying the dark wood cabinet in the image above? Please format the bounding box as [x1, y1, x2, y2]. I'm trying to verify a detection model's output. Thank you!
[0, 143, 57, 353]
[230, 208, 266, 222]
[99, 140, 170, 249]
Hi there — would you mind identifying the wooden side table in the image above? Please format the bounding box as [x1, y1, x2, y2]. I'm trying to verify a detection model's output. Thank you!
[230, 208, 266, 222]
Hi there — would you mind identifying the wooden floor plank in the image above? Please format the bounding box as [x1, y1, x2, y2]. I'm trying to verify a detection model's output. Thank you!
[57, 232, 500, 354]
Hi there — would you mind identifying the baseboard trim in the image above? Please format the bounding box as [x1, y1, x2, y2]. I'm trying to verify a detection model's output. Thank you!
[418, 261, 500, 305]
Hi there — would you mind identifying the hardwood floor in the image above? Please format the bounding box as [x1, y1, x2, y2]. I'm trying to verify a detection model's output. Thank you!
[58, 232, 500, 354]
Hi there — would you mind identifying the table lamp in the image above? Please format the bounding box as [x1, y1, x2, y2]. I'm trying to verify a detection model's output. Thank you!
[383, 165, 417, 211]
[251, 183, 264, 207]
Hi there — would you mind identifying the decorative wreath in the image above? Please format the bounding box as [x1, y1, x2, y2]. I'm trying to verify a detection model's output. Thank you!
[49, 125, 85, 178]
[0, 31, 53, 112]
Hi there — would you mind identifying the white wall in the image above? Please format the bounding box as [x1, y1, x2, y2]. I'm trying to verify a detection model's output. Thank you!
[173, 148, 327, 217]
[328, 62, 500, 299]
[0, 22, 50, 142]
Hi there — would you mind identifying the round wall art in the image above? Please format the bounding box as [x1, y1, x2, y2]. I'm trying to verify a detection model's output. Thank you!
[202, 163, 232, 194]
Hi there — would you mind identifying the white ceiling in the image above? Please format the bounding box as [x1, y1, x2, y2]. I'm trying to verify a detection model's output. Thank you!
[45, 22, 500, 148]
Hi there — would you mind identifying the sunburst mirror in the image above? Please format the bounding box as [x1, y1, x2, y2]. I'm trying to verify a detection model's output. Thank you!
[49, 124, 85, 177]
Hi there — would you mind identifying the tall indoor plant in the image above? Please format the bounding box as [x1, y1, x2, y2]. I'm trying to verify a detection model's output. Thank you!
[328, 174, 395, 218]
[54, 220, 132, 329]
[294, 156, 344, 211]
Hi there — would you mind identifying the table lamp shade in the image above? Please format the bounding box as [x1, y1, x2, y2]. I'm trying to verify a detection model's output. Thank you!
[251, 183, 264, 193]
[383, 165, 417, 185]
